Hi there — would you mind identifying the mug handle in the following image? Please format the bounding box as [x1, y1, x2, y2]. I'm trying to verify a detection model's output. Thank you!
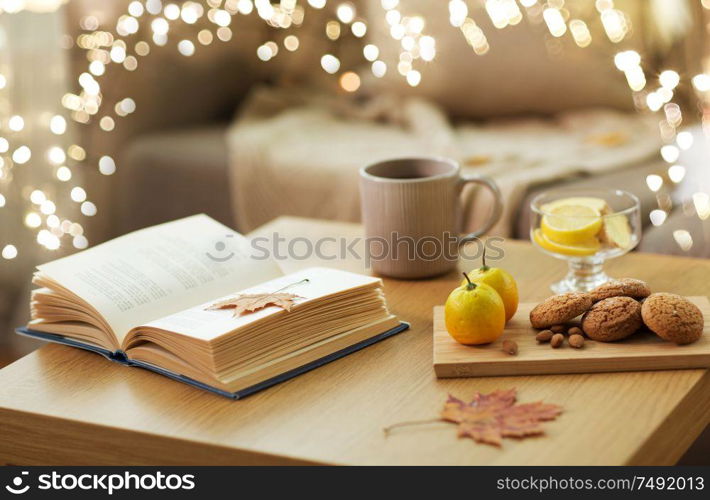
[458, 174, 503, 245]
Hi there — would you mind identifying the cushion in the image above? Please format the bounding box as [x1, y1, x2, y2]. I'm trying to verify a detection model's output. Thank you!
[363, 0, 645, 118]
[117, 126, 233, 233]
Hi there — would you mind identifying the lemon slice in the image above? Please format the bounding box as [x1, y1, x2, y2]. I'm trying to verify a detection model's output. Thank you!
[541, 204, 603, 245]
[533, 229, 601, 257]
[541, 196, 610, 215]
[599, 214, 632, 249]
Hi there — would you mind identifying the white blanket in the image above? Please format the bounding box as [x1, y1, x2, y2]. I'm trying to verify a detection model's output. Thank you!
[227, 87, 660, 236]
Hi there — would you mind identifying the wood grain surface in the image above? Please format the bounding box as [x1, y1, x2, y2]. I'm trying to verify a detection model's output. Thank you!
[434, 298, 710, 377]
[0, 216, 709, 465]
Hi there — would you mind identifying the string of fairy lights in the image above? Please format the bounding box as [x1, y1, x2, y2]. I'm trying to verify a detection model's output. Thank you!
[1, 0, 709, 263]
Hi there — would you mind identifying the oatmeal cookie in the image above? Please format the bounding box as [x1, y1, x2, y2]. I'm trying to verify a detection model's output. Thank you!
[581, 296, 642, 342]
[589, 278, 651, 302]
[530, 292, 592, 329]
[641, 293, 704, 345]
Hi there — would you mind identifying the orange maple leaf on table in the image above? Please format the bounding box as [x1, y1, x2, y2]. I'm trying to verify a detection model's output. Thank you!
[206, 292, 302, 317]
[441, 389, 562, 446]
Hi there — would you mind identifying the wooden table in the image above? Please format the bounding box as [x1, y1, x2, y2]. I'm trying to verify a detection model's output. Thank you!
[1, 217, 709, 465]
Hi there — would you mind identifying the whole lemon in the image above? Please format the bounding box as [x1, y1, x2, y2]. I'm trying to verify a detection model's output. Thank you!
[463, 249, 519, 322]
[445, 273, 506, 345]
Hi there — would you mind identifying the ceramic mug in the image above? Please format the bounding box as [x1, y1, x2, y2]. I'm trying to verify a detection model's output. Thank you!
[359, 157, 502, 279]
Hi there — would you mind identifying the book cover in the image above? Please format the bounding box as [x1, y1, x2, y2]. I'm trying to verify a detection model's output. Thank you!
[16, 322, 409, 399]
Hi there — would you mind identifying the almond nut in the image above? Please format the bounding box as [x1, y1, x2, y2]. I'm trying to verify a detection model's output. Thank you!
[567, 326, 583, 337]
[569, 334, 585, 348]
[502, 339, 518, 355]
[536, 330, 553, 343]
[551, 333, 565, 348]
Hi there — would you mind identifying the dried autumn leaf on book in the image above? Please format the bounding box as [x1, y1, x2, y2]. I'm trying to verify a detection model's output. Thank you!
[207, 292, 301, 317]
[441, 389, 562, 446]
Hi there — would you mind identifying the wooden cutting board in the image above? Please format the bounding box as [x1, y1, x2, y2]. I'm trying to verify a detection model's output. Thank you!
[433, 296, 710, 378]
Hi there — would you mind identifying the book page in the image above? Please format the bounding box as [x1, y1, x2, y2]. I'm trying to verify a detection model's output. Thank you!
[136, 267, 383, 342]
[37, 214, 283, 342]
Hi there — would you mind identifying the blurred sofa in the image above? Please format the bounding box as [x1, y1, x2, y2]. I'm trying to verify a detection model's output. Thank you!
[66, 0, 706, 259]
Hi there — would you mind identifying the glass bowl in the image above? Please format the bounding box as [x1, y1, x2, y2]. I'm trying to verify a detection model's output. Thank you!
[530, 188, 641, 293]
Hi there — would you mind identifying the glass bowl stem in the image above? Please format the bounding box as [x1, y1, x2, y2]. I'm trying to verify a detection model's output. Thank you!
[551, 256, 610, 293]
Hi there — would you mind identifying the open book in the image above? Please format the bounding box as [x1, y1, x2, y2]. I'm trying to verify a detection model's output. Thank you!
[19, 215, 407, 398]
